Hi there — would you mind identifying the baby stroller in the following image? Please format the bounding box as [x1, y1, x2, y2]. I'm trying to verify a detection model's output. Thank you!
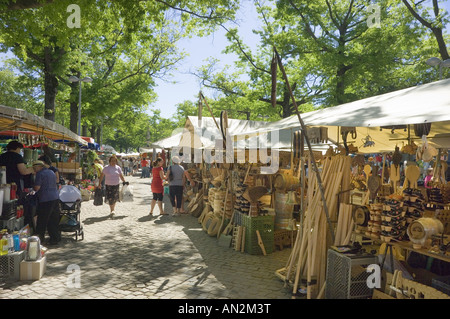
[58, 185, 84, 241]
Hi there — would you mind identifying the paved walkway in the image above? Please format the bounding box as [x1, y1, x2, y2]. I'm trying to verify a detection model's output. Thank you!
[0, 174, 293, 299]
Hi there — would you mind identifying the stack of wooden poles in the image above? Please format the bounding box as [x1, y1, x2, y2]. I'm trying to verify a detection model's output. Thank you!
[282, 155, 352, 299]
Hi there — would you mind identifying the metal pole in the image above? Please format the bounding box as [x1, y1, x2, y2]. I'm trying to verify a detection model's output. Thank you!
[274, 47, 335, 243]
[78, 80, 82, 136]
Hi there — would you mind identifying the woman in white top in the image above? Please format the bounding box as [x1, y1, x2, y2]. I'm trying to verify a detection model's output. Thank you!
[98, 155, 126, 218]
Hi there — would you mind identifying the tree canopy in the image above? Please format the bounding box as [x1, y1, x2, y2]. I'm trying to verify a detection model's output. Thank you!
[0, 0, 448, 152]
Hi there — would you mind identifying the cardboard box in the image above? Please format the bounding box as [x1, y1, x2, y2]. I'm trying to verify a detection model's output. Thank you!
[20, 257, 46, 281]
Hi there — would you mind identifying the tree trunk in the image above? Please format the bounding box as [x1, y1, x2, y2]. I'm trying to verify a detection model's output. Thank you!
[96, 127, 101, 145]
[336, 65, 346, 105]
[431, 27, 450, 61]
[69, 83, 79, 134]
[43, 47, 58, 121]
[281, 86, 292, 118]
[82, 125, 88, 137]
[335, 35, 352, 105]
[90, 126, 101, 141]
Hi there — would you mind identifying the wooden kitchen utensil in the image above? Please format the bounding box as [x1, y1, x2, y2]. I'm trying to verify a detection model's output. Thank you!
[390, 165, 400, 192]
[368, 175, 381, 202]
[405, 165, 420, 189]
[364, 164, 372, 185]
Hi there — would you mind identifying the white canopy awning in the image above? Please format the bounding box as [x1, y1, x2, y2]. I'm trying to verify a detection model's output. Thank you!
[232, 78, 450, 153]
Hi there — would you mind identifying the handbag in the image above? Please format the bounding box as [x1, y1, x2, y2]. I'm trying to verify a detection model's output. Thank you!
[93, 188, 103, 206]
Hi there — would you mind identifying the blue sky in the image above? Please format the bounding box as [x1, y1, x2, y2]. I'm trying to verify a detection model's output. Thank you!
[152, 1, 261, 119]
[151, 0, 450, 120]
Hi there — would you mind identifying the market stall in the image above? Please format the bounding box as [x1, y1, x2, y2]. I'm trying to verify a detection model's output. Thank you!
[0, 105, 88, 283]
[224, 79, 450, 299]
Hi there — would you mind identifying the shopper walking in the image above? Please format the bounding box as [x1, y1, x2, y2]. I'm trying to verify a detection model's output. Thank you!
[128, 158, 134, 176]
[98, 155, 127, 218]
[141, 157, 149, 178]
[149, 157, 166, 216]
[32, 160, 61, 245]
[122, 158, 128, 176]
[166, 156, 185, 216]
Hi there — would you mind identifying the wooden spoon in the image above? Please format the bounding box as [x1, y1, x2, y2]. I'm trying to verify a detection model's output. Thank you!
[390, 165, 400, 192]
[364, 164, 372, 185]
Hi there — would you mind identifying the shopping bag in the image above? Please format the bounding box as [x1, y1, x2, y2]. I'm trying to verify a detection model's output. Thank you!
[120, 184, 134, 202]
[93, 188, 103, 206]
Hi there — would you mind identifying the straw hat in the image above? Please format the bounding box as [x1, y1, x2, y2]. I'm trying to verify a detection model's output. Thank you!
[32, 160, 46, 167]
[172, 156, 180, 164]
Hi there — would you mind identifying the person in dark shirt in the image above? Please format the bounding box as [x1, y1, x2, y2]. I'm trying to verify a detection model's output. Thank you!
[0, 140, 34, 196]
[32, 160, 61, 245]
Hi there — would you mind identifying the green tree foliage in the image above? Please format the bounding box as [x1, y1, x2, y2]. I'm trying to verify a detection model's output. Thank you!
[195, 0, 449, 119]
[0, 0, 239, 151]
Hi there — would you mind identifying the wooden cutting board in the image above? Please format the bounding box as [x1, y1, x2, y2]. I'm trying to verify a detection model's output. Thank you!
[405, 165, 420, 189]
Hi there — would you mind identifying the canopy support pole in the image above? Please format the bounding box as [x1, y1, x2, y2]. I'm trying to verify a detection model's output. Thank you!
[274, 47, 335, 243]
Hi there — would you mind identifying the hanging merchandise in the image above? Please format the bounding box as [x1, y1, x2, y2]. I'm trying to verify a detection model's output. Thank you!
[416, 135, 438, 162]
[23, 148, 33, 163]
[362, 135, 375, 148]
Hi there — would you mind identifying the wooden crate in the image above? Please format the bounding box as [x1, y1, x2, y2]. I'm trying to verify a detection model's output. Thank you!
[52, 162, 80, 169]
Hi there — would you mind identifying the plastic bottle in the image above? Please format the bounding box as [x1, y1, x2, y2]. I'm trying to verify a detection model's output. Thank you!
[0, 231, 8, 255]
[13, 232, 20, 251]
[6, 233, 14, 253]
[10, 183, 17, 200]
[17, 205, 23, 218]
[0, 234, 3, 256]
[0, 166, 6, 185]
[3, 184, 10, 202]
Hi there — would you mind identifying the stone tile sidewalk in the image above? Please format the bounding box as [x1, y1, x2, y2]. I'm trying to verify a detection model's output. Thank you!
[0, 175, 293, 299]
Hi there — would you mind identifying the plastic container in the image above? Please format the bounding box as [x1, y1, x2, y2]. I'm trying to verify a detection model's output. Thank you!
[10, 183, 17, 200]
[0, 234, 4, 256]
[2, 184, 10, 202]
[13, 232, 20, 251]
[0, 233, 8, 256]
[6, 233, 14, 253]
[0, 166, 6, 185]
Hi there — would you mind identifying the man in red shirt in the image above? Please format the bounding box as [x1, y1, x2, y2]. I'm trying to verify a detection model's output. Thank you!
[140, 157, 149, 178]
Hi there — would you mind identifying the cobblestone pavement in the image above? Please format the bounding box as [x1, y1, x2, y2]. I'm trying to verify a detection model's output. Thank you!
[0, 174, 294, 299]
